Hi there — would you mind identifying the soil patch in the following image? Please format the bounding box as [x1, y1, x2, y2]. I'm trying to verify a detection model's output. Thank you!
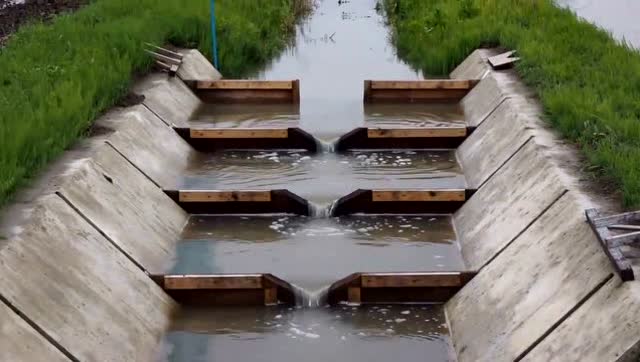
[0, 0, 86, 46]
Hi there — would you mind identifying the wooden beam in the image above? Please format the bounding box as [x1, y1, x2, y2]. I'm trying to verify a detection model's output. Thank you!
[609, 224, 640, 231]
[371, 190, 466, 202]
[348, 287, 361, 305]
[190, 128, 289, 139]
[178, 190, 272, 203]
[196, 80, 294, 90]
[593, 211, 640, 228]
[367, 127, 467, 138]
[370, 80, 477, 90]
[264, 288, 278, 306]
[606, 231, 640, 248]
[361, 272, 468, 288]
[163, 275, 263, 290]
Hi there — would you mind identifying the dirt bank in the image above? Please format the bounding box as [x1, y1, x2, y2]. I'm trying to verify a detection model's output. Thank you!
[0, 0, 85, 45]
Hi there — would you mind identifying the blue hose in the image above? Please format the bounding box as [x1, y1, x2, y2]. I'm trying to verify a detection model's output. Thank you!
[210, 0, 220, 69]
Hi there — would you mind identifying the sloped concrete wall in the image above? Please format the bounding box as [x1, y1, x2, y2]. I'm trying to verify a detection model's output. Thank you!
[0, 49, 215, 360]
[97, 105, 194, 189]
[176, 48, 223, 81]
[451, 49, 639, 362]
[132, 74, 201, 127]
[0, 195, 176, 361]
[456, 97, 534, 188]
[0, 301, 70, 362]
[524, 276, 640, 362]
[454, 140, 567, 270]
[460, 74, 508, 128]
[448, 192, 613, 361]
[55, 144, 188, 274]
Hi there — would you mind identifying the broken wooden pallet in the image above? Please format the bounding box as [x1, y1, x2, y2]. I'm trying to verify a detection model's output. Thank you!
[586, 208, 639, 281]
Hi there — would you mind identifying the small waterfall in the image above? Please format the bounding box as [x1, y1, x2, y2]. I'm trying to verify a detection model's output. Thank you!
[292, 284, 330, 307]
[315, 138, 337, 153]
[308, 199, 338, 217]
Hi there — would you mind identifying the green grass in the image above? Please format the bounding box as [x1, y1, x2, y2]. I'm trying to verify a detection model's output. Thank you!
[383, 0, 640, 208]
[0, 0, 307, 206]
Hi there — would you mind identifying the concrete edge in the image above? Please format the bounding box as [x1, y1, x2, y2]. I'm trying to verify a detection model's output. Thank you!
[452, 48, 632, 361]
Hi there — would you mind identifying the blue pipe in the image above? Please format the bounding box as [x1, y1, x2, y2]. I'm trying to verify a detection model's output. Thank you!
[210, 0, 219, 69]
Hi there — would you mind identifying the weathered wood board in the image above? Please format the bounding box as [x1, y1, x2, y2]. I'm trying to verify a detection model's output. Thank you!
[175, 127, 317, 152]
[364, 80, 477, 103]
[194, 80, 300, 103]
[190, 128, 289, 139]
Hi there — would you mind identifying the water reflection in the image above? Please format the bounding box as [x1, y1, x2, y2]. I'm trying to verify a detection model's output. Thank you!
[256, 0, 423, 141]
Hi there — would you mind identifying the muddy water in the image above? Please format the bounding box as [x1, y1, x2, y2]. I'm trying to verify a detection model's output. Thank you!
[254, 0, 423, 141]
[556, 0, 640, 47]
[159, 305, 452, 362]
[169, 215, 462, 292]
[182, 149, 464, 205]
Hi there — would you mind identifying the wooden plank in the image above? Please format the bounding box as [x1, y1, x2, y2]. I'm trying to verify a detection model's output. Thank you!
[178, 190, 272, 203]
[371, 189, 466, 202]
[609, 224, 640, 231]
[190, 128, 289, 139]
[593, 211, 640, 228]
[370, 80, 475, 90]
[264, 288, 278, 306]
[348, 287, 361, 304]
[367, 127, 467, 138]
[196, 80, 293, 90]
[164, 275, 263, 290]
[291, 79, 300, 103]
[606, 231, 640, 248]
[361, 272, 465, 288]
[488, 50, 520, 70]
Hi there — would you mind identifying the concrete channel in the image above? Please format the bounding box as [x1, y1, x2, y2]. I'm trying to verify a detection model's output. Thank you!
[1, 1, 640, 361]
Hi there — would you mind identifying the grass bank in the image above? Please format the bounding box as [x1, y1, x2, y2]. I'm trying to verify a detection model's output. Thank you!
[383, 0, 640, 208]
[0, 0, 307, 206]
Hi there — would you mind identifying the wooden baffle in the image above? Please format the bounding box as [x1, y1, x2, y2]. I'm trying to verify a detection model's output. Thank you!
[331, 189, 475, 216]
[334, 126, 471, 151]
[363, 79, 479, 103]
[174, 127, 318, 152]
[152, 274, 296, 306]
[164, 189, 311, 215]
[189, 80, 300, 103]
[327, 272, 476, 305]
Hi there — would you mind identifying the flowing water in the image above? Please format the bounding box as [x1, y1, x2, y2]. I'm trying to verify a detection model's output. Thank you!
[253, 0, 423, 142]
[182, 149, 464, 205]
[166, 0, 461, 360]
[169, 214, 463, 292]
[158, 305, 452, 362]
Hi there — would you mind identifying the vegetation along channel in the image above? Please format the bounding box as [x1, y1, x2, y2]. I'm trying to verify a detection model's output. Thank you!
[2, 0, 640, 361]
